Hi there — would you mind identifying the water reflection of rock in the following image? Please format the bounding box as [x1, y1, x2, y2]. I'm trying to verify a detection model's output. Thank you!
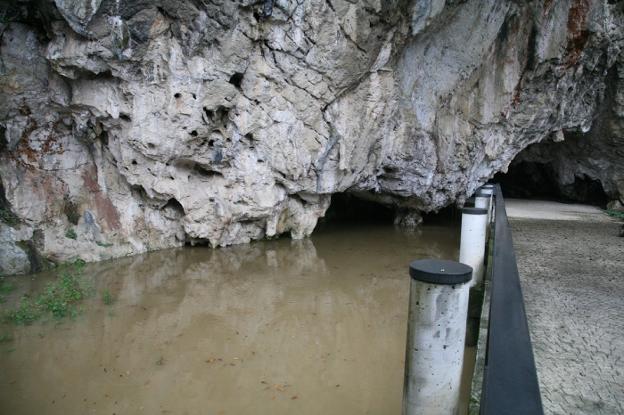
[1, 225, 459, 415]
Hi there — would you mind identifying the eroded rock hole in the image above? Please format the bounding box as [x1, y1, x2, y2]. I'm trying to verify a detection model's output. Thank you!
[100, 130, 109, 147]
[130, 184, 149, 200]
[229, 72, 244, 89]
[162, 198, 185, 216]
[193, 164, 223, 178]
[382, 165, 398, 175]
[203, 106, 230, 125]
[0, 180, 19, 226]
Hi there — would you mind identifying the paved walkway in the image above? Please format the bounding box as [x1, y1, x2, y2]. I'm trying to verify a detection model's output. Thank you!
[507, 199, 624, 415]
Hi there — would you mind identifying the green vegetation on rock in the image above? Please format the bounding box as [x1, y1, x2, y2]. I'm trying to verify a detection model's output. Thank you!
[65, 228, 77, 239]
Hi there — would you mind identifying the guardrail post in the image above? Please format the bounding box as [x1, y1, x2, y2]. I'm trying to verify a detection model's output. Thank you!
[479, 185, 496, 222]
[474, 191, 490, 210]
[403, 259, 472, 415]
[459, 207, 488, 287]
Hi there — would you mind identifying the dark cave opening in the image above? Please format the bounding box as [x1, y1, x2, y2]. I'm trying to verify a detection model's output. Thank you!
[319, 193, 396, 226]
[494, 159, 609, 207]
[318, 193, 463, 230]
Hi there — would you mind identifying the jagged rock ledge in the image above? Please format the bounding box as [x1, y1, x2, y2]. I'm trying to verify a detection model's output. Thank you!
[1, 0, 623, 275]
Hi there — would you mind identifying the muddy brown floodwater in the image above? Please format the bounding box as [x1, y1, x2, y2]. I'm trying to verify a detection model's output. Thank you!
[0, 223, 466, 415]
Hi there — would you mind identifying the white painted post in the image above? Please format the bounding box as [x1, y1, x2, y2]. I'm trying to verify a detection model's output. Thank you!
[403, 259, 472, 415]
[459, 207, 488, 288]
[479, 185, 496, 222]
[475, 190, 492, 223]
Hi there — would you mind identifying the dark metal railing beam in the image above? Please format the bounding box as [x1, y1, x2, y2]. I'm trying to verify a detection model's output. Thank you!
[480, 184, 543, 414]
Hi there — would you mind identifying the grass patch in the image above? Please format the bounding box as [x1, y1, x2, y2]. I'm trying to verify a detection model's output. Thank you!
[5, 297, 41, 325]
[102, 289, 114, 305]
[3, 259, 91, 325]
[96, 241, 113, 247]
[606, 209, 624, 220]
[0, 332, 13, 343]
[0, 278, 16, 305]
[65, 228, 77, 240]
[0, 278, 16, 294]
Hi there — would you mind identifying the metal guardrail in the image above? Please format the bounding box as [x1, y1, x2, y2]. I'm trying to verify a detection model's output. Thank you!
[480, 184, 543, 414]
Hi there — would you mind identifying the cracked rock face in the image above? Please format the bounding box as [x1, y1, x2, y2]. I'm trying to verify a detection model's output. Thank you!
[1, 0, 623, 274]
[503, 61, 624, 206]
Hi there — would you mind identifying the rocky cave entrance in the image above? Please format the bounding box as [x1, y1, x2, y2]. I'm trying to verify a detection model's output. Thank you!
[318, 193, 396, 227]
[494, 142, 609, 207]
[317, 192, 458, 231]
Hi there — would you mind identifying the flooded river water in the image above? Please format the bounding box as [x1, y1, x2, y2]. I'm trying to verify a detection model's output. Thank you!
[0, 223, 463, 415]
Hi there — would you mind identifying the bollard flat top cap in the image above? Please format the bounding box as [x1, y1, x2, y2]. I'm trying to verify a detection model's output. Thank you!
[481, 183, 495, 188]
[409, 259, 472, 285]
[462, 207, 488, 215]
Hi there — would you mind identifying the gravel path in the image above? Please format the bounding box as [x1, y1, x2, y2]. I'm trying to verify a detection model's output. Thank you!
[507, 200, 624, 415]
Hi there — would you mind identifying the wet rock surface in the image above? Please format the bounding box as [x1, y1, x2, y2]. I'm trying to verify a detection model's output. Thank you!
[1, 0, 623, 273]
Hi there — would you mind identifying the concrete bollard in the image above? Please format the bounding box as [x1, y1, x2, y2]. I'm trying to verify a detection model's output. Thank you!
[474, 190, 490, 208]
[479, 186, 496, 221]
[459, 207, 488, 287]
[474, 190, 492, 223]
[403, 259, 472, 415]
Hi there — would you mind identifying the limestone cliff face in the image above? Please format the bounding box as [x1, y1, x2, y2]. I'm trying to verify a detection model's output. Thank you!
[503, 61, 624, 205]
[1, 0, 623, 274]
